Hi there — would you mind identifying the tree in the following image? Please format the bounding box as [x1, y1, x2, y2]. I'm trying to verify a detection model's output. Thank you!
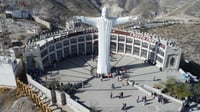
[174, 82, 192, 99]
[165, 77, 177, 94]
[159, 76, 194, 99]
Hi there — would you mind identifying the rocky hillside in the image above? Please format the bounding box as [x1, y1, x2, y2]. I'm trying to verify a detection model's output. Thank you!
[26, 0, 200, 20]
[28, 0, 101, 19]
[0, 88, 40, 112]
[3, 0, 200, 64]
[4, 0, 200, 20]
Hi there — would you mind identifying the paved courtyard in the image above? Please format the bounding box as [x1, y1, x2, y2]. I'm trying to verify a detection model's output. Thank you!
[42, 54, 184, 112]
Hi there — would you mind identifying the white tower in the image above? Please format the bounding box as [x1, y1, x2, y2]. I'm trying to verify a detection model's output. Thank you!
[75, 6, 137, 74]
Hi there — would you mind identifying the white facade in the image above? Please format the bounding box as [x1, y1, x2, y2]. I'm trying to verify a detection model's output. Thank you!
[24, 29, 181, 72]
[0, 50, 22, 88]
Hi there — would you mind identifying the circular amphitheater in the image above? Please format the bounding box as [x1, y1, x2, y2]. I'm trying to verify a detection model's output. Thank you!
[24, 28, 184, 112]
[24, 28, 181, 73]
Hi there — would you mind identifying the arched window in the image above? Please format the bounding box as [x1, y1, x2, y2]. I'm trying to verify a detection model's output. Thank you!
[170, 57, 175, 66]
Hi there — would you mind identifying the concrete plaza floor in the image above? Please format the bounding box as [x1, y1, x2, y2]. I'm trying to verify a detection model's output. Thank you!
[43, 54, 183, 112]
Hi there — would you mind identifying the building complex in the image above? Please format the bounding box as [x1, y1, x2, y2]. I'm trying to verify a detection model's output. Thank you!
[24, 28, 181, 72]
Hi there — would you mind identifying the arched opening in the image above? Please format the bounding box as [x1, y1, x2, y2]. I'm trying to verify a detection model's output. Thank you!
[170, 57, 175, 66]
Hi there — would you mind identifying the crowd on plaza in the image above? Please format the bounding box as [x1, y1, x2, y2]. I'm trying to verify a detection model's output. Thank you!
[98, 67, 172, 111]
[99, 66, 128, 81]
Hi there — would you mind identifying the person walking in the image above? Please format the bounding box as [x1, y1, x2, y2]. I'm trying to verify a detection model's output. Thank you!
[110, 92, 113, 98]
[144, 96, 147, 105]
[121, 103, 127, 110]
[111, 83, 115, 89]
[121, 92, 124, 98]
[137, 96, 140, 103]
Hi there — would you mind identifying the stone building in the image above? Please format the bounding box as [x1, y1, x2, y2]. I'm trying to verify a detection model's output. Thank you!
[24, 28, 181, 72]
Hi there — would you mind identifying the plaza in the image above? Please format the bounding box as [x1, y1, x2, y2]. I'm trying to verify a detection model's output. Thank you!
[23, 13, 183, 111]
[41, 54, 183, 112]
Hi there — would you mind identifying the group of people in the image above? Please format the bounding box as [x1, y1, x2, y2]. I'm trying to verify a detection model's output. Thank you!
[158, 95, 167, 104]
[98, 66, 127, 80]
[110, 91, 124, 99]
[151, 92, 168, 104]
[137, 96, 147, 105]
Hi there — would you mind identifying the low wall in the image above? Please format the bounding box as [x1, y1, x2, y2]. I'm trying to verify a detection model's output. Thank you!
[66, 94, 90, 112]
[33, 16, 51, 29]
[134, 84, 151, 96]
[143, 84, 183, 104]
[26, 74, 51, 98]
[55, 90, 90, 112]
[26, 74, 90, 112]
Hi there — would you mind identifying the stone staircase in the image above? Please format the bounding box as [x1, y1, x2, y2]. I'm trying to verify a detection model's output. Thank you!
[28, 83, 74, 112]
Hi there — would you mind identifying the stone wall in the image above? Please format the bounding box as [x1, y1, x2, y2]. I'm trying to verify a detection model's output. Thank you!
[33, 16, 51, 29]
[26, 74, 90, 112]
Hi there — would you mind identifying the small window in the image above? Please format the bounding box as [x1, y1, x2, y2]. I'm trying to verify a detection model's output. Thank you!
[118, 43, 124, 52]
[86, 42, 92, 53]
[119, 36, 125, 41]
[133, 47, 140, 56]
[142, 42, 148, 48]
[64, 47, 69, 57]
[126, 45, 132, 54]
[56, 43, 62, 49]
[141, 49, 147, 58]
[111, 35, 117, 40]
[126, 38, 132, 43]
[70, 38, 77, 44]
[79, 43, 85, 54]
[111, 42, 116, 51]
[63, 40, 69, 46]
[134, 40, 140, 46]
[57, 50, 63, 60]
[49, 46, 55, 52]
[86, 35, 92, 40]
[150, 45, 156, 51]
[78, 36, 85, 42]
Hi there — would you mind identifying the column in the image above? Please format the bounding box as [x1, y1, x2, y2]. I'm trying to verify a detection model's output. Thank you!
[146, 42, 150, 59]
[84, 35, 87, 54]
[76, 37, 79, 55]
[61, 37, 65, 58]
[116, 34, 119, 53]
[69, 38, 72, 55]
[124, 36, 126, 54]
[132, 34, 135, 55]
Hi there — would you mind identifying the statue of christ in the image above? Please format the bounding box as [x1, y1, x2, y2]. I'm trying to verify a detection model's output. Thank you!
[74, 6, 137, 74]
